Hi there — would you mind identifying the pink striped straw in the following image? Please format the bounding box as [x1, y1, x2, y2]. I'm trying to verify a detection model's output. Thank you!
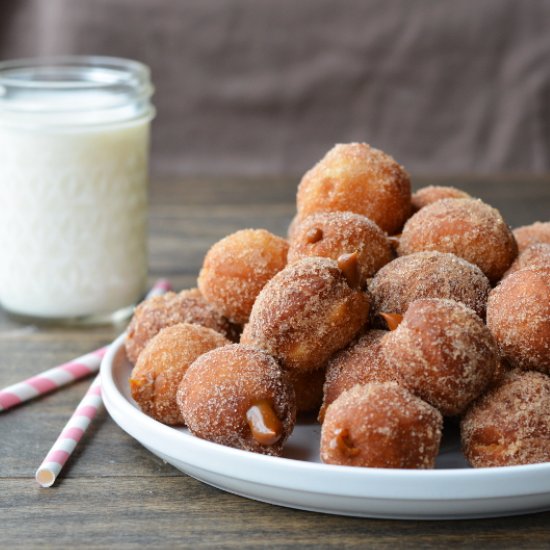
[147, 278, 172, 296]
[35, 375, 103, 487]
[0, 348, 107, 413]
[33, 278, 172, 487]
[0, 279, 172, 413]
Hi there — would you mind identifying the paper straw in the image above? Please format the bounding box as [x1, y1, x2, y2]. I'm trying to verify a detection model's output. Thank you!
[146, 278, 172, 297]
[33, 278, 172, 487]
[35, 375, 103, 487]
[0, 279, 172, 413]
[0, 348, 107, 413]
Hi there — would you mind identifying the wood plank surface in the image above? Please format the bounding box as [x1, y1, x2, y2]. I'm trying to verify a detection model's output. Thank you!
[1, 176, 550, 548]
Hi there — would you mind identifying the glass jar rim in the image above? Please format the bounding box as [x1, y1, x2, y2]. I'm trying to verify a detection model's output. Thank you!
[0, 55, 154, 128]
[0, 55, 152, 92]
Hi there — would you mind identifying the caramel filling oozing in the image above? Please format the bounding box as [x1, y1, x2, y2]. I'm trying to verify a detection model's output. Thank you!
[246, 399, 283, 446]
[306, 227, 323, 244]
[332, 428, 360, 457]
[380, 312, 404, 331]
[337, 251, 361, 289]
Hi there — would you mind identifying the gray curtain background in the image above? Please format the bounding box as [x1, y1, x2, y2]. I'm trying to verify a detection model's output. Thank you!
[1, 0, 550, 177]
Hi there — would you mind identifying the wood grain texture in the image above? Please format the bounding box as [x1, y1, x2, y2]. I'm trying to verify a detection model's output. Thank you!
[1, 176, 550, 547]
[2, 477, 550, 549]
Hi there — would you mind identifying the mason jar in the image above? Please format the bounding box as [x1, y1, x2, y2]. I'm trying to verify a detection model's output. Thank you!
[0, 56, 155, 323]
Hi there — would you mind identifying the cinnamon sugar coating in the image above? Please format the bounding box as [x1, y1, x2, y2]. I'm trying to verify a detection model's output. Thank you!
[177, 344, 296, 456]
[129, 323, 230, 425]
[411, 185, 470, 212]
[125, 289, 237, 364]
[320, 382, 443, 468]
[513, 221, 550, 253]
[241, 257, 370, 371]
[369, 251, 491, 320]
[285, 367, 325, 414]
[198, 229, 289, 325]
[502, 243, 550, 278]
[383, 298, 498, 416]
[461, 370, 550, 467]
[487, 268, 550, 373]
[398, 198, 518, 283]
[288, 212, 393, 287]
[320, 330, 394, 422]
[296, 143, 411, 235]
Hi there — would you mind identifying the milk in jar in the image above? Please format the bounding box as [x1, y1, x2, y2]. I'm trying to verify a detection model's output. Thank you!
[0, 57, 155, 322]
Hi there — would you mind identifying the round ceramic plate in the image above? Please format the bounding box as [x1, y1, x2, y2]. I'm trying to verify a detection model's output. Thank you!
[101, 334, 550, 520]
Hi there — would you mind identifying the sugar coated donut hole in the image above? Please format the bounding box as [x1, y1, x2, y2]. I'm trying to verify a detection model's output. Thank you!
[383, 298, 498, 416]
[241, 257, 370, 371]
[320, 330, 394, 422]
[513, 221, 550, 253]
[503, 243, 550, 278]
[198, 229, 289, 325]
[320, 382, 443, 468]
[296, 143, 411, 235]
[177, 344, 296, 456]
[369, 251, 491, 320]
[125, 289, 237, 364]
[398, 198, 518, 283]
[129, 323, 230, 425]
[288, 212, 393, 287]
[411, 185, 470, 212]
[461, 370, 550, 467]
[285, 367, 325, 414]
[486, 267, 550, 373]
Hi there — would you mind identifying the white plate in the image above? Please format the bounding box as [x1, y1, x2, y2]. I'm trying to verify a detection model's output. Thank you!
[101, 334, 550, 520]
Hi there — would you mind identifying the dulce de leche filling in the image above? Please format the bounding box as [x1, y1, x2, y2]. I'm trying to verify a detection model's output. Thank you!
[379, 312, 404, 331]
[305, 227, 324, 244]
[337, 251, 361, 289]
[331, 427, 360, 457]
[246, 399, 283, 445]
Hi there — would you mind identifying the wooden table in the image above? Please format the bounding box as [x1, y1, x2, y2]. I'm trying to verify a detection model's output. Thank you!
[2, 176, 550, 548]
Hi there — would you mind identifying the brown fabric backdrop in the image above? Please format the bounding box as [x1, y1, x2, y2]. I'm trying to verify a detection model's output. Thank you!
[1, 0, 550, 176]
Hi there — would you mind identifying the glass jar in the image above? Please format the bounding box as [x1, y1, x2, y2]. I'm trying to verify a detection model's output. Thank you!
[0, 56, 155, 324]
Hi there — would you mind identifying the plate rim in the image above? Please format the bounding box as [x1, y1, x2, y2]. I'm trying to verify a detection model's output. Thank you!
[101, 333, 550, 504]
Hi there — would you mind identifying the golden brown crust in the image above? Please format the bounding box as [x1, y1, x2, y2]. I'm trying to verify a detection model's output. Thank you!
[320, 382, 443, 468]
[487, 268, 550, 373]
[198, 229, 289, 325]
[513, 221, 550, 253]
[383, 298, 498, 416]
[296, 143, 411, 235]
[288, 212, 393, 286]
[241, 257, 370, 371]
[461, 370, 550, 467]
[129, 323, 230, 425]
[369, 251, 491, 320]
[320, 330, 394, 422]
[398, 198, 518, 283]
[177, 344, 296, 456]
[125, 289, 237, 364]
[502, 243, 550, 279]
[411, 185, 470, 212]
